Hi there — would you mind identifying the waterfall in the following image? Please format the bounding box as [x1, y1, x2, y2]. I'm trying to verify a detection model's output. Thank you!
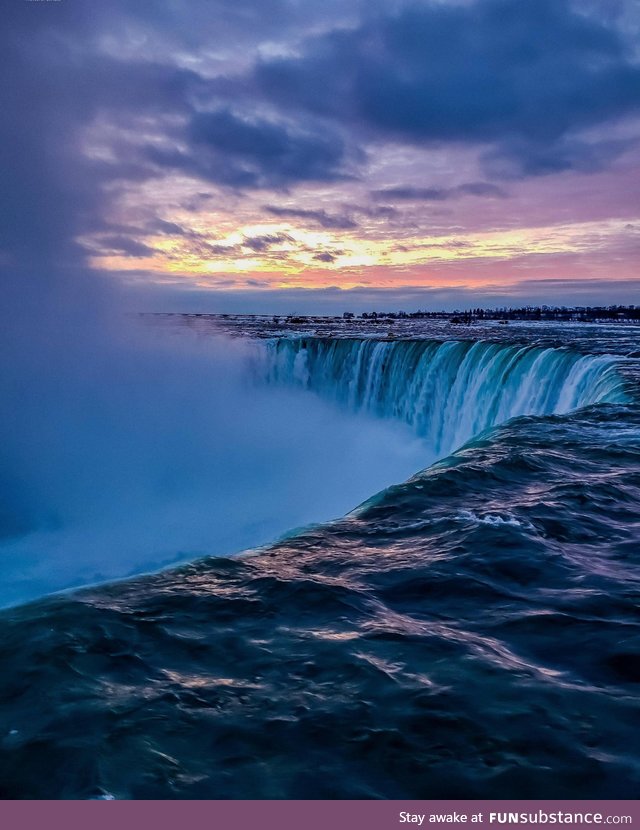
[261, 338, 628, 457]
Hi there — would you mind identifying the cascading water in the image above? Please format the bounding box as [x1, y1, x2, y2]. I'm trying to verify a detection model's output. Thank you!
[8, 328, 627, 609]
[2, 326, 640, 799]
[261, 338, 628, 456]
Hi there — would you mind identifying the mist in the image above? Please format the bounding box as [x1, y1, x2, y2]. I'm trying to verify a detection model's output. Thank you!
[0, 305, 431, 608]
[0, 3, 428, 609]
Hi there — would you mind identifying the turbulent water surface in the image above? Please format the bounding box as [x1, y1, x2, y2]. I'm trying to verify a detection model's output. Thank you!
[1, 319, 639, 799]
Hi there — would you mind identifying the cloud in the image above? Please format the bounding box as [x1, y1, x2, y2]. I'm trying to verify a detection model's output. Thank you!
[254, 0, 640, 176]
[1, 0, 639, 314]
[244, 278, 271, 287]
[97, 235, 157, 257]
[375, 187, 451, 202]
[373, 182, 508, 201]
[190, 109, 348, 185]
[457, 182, 508, 197]
[264, 205, 359, 229]
[0, 0, 361, 277]
[242, 232, 294, 252]
[483, 135, 638, 179]
[146, 219, 190, 236]
[143, 109, 357, 189]
[0, 4, 203, 273]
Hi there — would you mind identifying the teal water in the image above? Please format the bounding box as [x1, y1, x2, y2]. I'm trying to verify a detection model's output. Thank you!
[0, 330, 638, 799]
[262, 338, 628, 455]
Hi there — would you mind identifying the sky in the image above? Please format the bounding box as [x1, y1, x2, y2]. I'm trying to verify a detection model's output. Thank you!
[2, 0, 640, 313]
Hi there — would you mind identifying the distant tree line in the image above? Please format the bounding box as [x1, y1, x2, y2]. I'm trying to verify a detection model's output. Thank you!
[352, 305, 640, 323]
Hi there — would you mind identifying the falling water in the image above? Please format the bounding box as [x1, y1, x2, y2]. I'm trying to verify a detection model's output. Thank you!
[262, 338, 627, 455]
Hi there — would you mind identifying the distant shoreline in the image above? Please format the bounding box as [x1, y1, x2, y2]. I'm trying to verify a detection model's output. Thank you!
[143, 305, 640, 324]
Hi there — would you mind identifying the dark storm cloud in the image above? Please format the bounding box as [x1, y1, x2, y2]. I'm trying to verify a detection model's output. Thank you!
[2, 0, 639, 296]
[373, 182, 508, 201]
[0, 2, 203, 271]
[254, 0, 640, 176]
[482, 135, 638, 179]
[264, 206, 359, 229]
[141, 109, 356, 189]
[0, 0, 360, 274]
[190, 109, 353, 186]
[98, 236, 157, 258]
[5, 0, 305, 56]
